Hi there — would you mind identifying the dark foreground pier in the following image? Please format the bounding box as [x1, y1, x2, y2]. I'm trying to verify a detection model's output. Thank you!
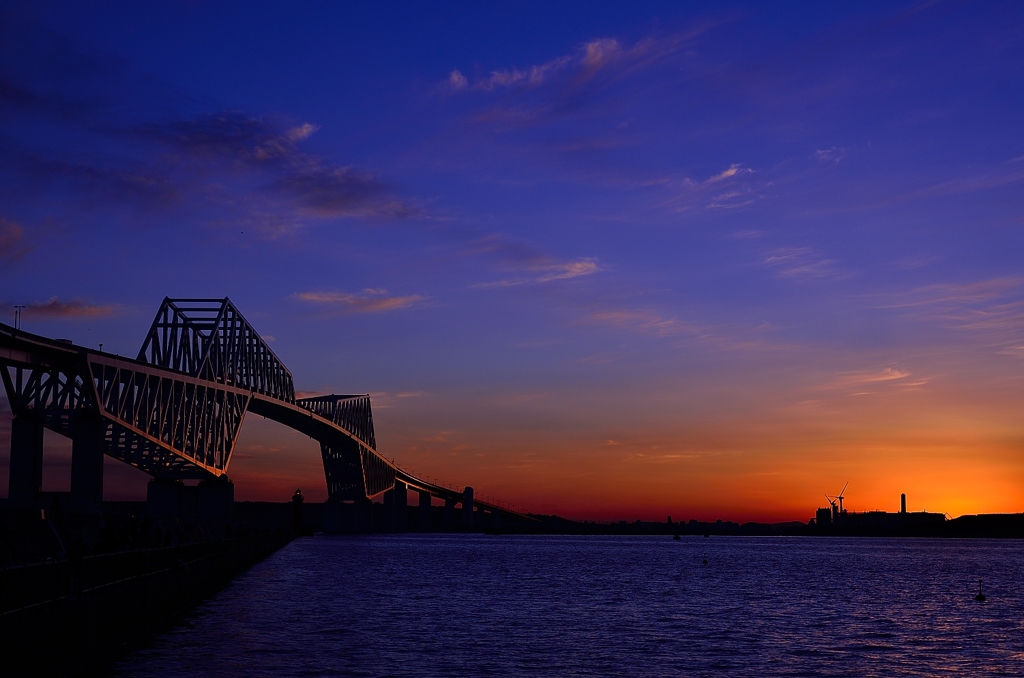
[0, 518, 292, 676]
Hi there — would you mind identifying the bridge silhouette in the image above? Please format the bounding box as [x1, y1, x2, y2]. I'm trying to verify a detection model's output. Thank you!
[1, 298, 527, 531]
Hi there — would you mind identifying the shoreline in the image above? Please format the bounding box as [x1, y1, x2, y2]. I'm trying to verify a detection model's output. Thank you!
[0, 531, 294, 676]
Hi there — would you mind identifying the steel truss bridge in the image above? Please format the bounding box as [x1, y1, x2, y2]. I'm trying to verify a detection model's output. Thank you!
[0, 298, 525, 526]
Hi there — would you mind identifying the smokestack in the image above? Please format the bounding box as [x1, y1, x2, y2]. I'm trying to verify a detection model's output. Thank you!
[901, 493, 907, 514]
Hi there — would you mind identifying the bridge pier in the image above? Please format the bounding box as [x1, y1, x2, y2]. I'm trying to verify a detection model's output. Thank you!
[323, 499, 373, 533]
[198, 477, 234, 522]
[418, 490, 432, 532]
[382, 489, 394, 532]
[393, 481, 408, 532]
[444, 498, 456, 531]
[70, 414, 105, 512]
[8, 414, 44, 507]
[147, 479, 183, 518]
[462, 486, 474, 528]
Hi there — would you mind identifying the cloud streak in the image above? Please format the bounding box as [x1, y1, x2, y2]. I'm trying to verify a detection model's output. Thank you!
[764, 247, 850, 282]
[0, 218, 27, 263]
[142, 111, 420, 219]
[585, 305, 791, 354]
[0, 297, 120, 319]
[0, 24, 420, 237]
[826, 367, 911, 389]
[646, 163, 764, 212]
[876, 278, 1024, 356]
[466, 234, 600, 288]
[295, 289, 424, 314]
[589, 308, 697, 338]
[445, 28, 713, 95]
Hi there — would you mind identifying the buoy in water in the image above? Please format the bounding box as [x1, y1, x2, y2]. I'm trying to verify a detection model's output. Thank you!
[673, 533, 681, 541]
[975, 579, 986, 602]
[702, 554, 708, 565]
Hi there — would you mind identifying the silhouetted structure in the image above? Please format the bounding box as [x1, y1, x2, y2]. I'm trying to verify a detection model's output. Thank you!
[292, 488, 304, 533]
[811, 491, 946, 535]
[0, 298, 529, 532]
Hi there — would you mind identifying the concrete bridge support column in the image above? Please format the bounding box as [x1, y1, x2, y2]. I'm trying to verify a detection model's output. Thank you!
[70, 413, 104, 513]
[418, 490, 432, 532]
[444, 498, 457, 531]
[147, 478, 183, 518]
[355, 499, 374, 533]
[324, 499, 374, 533]
[393, 481, 408, 532]
[198, 477, 234, 522]
[8, 414, 44, 507]
[382, 489, 395, 532]
[462, 486, 474, 528]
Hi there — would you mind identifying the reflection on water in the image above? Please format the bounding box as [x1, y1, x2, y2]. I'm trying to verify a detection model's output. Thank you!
[113, 535, 1024, 676]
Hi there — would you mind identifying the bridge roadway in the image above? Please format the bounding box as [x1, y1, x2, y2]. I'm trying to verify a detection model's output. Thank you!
[0, 309, 527, 525]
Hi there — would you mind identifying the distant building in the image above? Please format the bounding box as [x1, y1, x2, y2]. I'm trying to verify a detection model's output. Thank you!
[811, 493, 945, 529]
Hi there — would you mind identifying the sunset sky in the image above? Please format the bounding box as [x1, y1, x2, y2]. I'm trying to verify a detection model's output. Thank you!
[1, 1, 1022, 522]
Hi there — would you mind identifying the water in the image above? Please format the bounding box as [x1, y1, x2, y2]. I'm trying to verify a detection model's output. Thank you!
[112, 535, 1024, 676]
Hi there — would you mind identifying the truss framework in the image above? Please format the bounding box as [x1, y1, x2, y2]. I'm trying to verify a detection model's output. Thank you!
[137, 298, 295, 402]
[296, 395, 392, 501]
[92, 358, 249, 477]
[0, 302, 389, 486]
[2, 363, 94, 437]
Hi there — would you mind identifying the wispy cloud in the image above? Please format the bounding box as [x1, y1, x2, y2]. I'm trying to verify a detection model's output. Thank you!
[589, 308, 696, 337]
[364, 391, 431, 410]
[825, 367, 911, 389]
[0, 24, 419, 238]
[467, 234, 600, 288]
[0, 218, 27, 263]
[440, 25, 719, 140]
[444, 31, 706, 94]
[816, 367, 932, 396]
[764, 247, 850, 281]
[648, 164, 764, 211]
[142, 112, 419, 219]
[886, 253, 942, 271]
[475, 259, 599, 288]
[730, 229, 765, 240]
[703, 164, 754, 184]
[877, 278, 1023, 310]
[875, 278, 1024, 355]
[812, 147, 849, 164]
[584, 306, 789, 354]
[295, 289, 424, 314]
[811, 168, 1024, 215]
[0, 297, 120, 319]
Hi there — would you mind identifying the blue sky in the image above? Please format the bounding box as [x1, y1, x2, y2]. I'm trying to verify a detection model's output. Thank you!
[1, 1, 1022, 519]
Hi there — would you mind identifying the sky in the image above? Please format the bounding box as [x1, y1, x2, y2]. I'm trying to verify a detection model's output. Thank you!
[0, 1, 1022, 522]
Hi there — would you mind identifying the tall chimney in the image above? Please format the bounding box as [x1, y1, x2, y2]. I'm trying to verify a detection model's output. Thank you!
[901, 493, 907, 514]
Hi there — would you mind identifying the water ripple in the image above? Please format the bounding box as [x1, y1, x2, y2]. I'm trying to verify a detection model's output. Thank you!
[113, 535, 1024, 677]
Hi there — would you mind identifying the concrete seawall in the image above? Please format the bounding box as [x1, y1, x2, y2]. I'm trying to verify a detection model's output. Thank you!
[0, 531, 293, 675]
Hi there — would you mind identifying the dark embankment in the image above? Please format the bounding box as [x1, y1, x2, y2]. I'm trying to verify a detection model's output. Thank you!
[0, 531, 292, 675]
[524, 513, 1024, 538]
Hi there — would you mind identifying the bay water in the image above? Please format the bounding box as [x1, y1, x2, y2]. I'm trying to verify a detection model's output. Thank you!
[112, 534, 1024, 676]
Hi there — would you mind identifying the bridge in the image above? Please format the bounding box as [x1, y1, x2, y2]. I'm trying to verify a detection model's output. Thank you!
[0, 298, 528, 532]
